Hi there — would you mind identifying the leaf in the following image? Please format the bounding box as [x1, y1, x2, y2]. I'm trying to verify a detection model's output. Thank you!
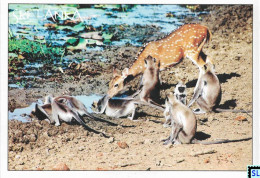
[66, 38, 78, 46]
[72, 22, 86, 32]
[102, 33, 113, 40]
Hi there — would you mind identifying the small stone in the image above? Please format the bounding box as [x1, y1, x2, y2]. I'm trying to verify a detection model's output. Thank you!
[176, 159, 185, 163]
[96, 152, 103, 157]
[19, 161, 25, 165]
[156, 160, 161, 166]
[204, 158, 210, 163]
[166, 144, 174, 149]
[107, 137, 114, 143]
[117, 142, 129, 149]
[78, 146, 85, 151]
[234, 116, 247, 121]
[15, 155, 21, 159]
[52, 163, 70, 171]
[144, 139, 153, 144]
[43, 131, 49, 139]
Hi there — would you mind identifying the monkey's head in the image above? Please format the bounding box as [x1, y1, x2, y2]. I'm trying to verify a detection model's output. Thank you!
[92, 95, 110, 112]
[166, 92, 178, 105]
[202, 62, 215, 74]
[144, 55, 160, 69]
[175, 81, 187, 94]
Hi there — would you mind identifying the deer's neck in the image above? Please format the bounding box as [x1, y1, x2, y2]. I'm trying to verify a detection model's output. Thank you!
[128, 54, 146, 77]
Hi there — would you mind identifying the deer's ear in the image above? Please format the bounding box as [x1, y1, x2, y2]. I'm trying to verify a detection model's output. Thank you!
[122, 68, 129, 79]
[113, 68, 120, 77]
[144, 59, 147, 67]
[157, 60, 160, 68]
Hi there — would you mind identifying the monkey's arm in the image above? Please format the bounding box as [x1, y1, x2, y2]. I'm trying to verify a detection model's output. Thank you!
[35, 104, 51, 123]
[163, 122, 182, 145]
[51, 101, 61, 126]
[188, 78, 204, 107]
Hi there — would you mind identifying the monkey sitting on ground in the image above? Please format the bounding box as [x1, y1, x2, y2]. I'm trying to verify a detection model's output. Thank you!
[188, 63, 251, 116]
[163, 81, 187, 128]
[162, 92, 251, 145]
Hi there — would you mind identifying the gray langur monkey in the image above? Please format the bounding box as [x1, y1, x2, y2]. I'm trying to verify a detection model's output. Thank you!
[188, 63, 252, 116]
[162, 92, 251, 145]
[92, 94, 164, 121]
[32, 95, 111, 137]
[163, 81, 187, 128]
[139, 55, 161, 106]
[93, 55, 165, 121]
[174, 81, 187, 105]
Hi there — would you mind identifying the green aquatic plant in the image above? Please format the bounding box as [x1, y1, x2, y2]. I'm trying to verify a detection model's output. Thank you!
[102, 32, 113, 44]
[8, 37, 64, 62]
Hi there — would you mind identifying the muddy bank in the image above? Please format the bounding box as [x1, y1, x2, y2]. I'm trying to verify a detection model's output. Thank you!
[8, 5, 252, 170]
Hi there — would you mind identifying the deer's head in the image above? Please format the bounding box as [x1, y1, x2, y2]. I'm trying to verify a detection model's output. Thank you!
[107, 68, 129, 98]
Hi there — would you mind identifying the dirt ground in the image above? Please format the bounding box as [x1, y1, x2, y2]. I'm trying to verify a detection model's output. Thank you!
[8, 5, 253, 170]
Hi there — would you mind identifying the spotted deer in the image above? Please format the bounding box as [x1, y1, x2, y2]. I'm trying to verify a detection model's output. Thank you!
[108, 24, 213, 98]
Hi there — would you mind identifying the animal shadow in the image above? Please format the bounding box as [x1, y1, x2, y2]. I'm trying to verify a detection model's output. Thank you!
[185, 72, 241, 88]
[160, 82, 176, 90]
[217, 73, 241, 83]
[194, 131, 211, 141]
[218, 99, 237, 109]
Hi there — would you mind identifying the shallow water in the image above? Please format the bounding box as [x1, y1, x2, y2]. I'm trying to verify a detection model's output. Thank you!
[9, 4, 204, 46]
[8, 99, 43, 122]
[8, 4, 207, 88]
[8, 94, 103, 122]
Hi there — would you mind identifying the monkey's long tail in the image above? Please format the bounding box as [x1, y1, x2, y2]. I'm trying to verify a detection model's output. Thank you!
[109, 97, 165, 112]
[192, 137, 252, 145]
[134, 100, 165, 112]
[215, 108, 252, 118]
[72, 111, 110, 138]
[84, 109, 119, 126]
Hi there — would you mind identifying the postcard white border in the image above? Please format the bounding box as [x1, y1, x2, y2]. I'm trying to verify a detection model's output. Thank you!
[1, 0, 259, 178]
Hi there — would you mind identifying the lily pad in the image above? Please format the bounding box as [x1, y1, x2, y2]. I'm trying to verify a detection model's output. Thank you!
[102, 32, 113, 40]
[72, 22, 86, 32]
[67, 38, 87, 50]
[66, 38, 79, 46]
[67, 38, 103, 50]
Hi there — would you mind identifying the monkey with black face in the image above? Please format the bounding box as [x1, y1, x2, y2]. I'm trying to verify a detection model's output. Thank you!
[174, 81, 187, 105]
[163, 82, 187, 128]
[188, 63, 220, 113]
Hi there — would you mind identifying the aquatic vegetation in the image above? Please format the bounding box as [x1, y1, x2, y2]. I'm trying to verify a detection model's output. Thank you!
[8, 4, 208, 88]
[8, 37, 64, 62]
